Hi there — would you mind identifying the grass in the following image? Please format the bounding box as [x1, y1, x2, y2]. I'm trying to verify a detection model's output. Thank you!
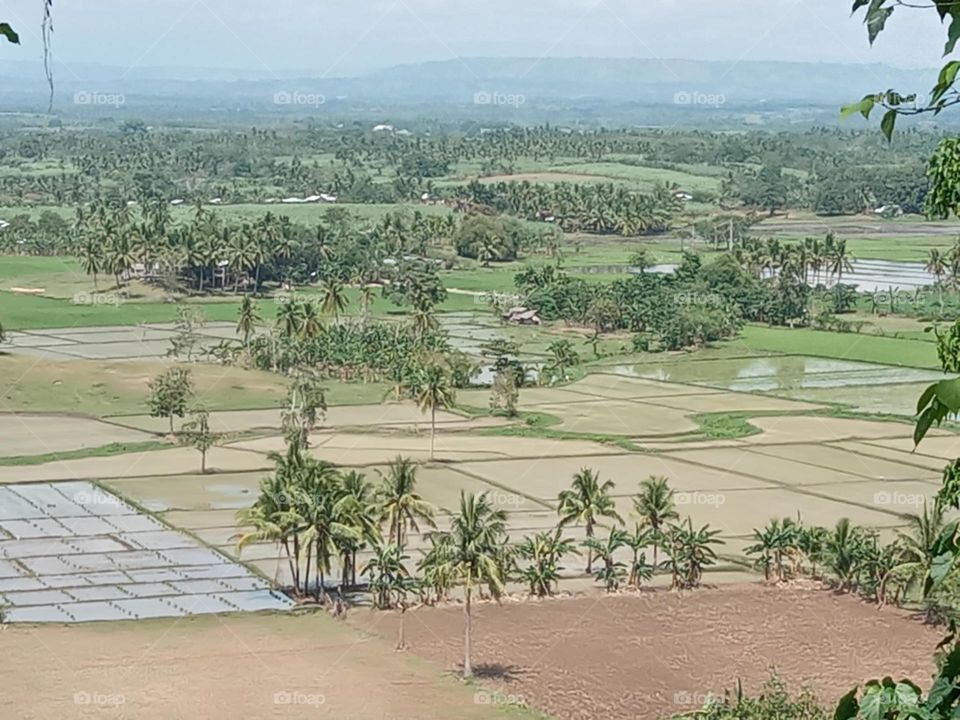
[0, 277, 478, 330]
[694, 412, 762, 439]
[0, 356, 291, 416]
[732, 324, 940, 369]
[0, 440, 169, 466]
[0, 354, 392, 416]
[479, 411, 643, 451]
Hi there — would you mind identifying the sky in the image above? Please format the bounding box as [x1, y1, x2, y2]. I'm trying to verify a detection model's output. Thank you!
[0, 0, 948, 77]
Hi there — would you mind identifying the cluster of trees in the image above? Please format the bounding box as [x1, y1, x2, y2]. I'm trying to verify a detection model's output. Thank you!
[67, 201, 461, 294]
[0, 123, 938, 220]
[510, 234, 859, 346]
[237, 457, 726, 676]
[514, 262, 745, 351]
[458, 179, 682, 236]
[721, 162, 929, 216]
[745, 506, 950, 616]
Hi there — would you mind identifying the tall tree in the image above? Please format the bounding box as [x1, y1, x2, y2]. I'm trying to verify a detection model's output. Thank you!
[236, 295, 260, 347]
[557, 468, 623, 574]
[633, 475, 679, 567]
[375, 456, 437, 548]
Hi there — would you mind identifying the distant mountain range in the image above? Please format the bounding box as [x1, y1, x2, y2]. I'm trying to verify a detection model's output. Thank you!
[0, 56, 943, 127]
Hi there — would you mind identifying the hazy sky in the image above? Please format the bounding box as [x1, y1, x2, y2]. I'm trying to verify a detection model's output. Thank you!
[0, 0, 947, 76]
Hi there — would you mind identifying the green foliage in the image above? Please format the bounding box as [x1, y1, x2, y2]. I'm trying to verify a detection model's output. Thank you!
[0, 22, 19, 44]
[676, 676, 827, 720]
[147, 366, 194, 434]
[178, 406, 217, 473]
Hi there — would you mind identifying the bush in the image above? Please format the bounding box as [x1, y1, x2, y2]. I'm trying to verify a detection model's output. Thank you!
[672, 676, 826, 720]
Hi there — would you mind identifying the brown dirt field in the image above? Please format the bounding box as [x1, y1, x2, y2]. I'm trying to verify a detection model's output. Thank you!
[356, 585, 942, 720]
[0, 613, 511, 720]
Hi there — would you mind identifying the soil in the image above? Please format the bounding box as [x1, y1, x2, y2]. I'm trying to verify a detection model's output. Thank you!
[354, 584, 942, 720]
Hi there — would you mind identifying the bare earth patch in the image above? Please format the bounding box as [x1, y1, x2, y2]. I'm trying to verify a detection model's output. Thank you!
[0, 613, 506, 720]
[355, 584, 941, 720]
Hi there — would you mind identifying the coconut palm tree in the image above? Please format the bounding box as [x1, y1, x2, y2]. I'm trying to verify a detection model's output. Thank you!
[275, 299, 304, 339]
[338, 470, 380, 587]
[320, 277, 349, 320]
[633, 475, 679, 566]
[557, 468, 623, 574]
[826, 517, 865, 592]
[299, 300, 323, 340]
[440, 491, 509, 679]
[411, 359, 456, 461]
[293, 459, 360, 601]
[236, 295, 260, 347]
[375, 456, 437, 548]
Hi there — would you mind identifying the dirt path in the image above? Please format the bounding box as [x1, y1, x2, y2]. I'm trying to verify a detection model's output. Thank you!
[0, 613, 509, 720]
[354, 584, 942, 720]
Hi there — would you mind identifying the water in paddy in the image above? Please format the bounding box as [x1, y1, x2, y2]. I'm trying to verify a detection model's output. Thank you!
[645, 260, 934, 292]
[612, 356, 947, 415]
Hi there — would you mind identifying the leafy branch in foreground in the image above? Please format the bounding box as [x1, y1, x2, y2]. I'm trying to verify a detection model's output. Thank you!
[846, 1, 960, 139]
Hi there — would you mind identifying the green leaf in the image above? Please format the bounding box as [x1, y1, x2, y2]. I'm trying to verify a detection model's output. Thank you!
[880, 109, 897, 142]
[841, 95, 876, 120]
[935, 377, 960, 411]
[865, 0, 895, 45]
[834, 687, 860, 720]
[917, 382, 939, 414]
[0, 22, 19, 44]
[858, 686, 885, 720]
[894, 681, 921, 707]
[946, 13, 960, 55]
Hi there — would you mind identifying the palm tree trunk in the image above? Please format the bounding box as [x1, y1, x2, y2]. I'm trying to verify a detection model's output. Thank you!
[463, 582, 473, 678]
[304, 543, 313, 597]
[200, 449, 207, 474]
[397, 605, 406, 650]
[430, 406, 436, 460]
[586, 521, 594, 574]
[282, 538, 297, 594]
